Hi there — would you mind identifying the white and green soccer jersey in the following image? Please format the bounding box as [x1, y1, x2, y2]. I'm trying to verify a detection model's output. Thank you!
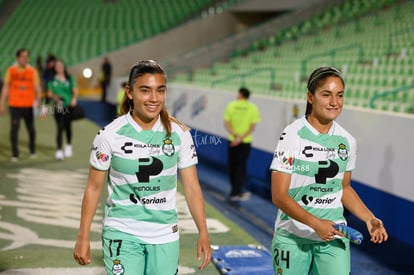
[90, 113, 198, 244]
[270, 116, 356, 242]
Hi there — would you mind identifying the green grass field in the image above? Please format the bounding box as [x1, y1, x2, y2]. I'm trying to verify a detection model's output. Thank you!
[0, 109, 260, 274]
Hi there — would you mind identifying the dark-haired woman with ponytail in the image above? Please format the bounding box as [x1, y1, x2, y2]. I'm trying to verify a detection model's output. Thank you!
[74, 60, 211, 274]
[269, 66, 388, 274]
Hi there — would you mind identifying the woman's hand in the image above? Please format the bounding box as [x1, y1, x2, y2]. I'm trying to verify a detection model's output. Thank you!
[70, 97, 77, 107]
[313, 219, 343, 242]
[367, 217, 388, 243]
[73, 238, 91, 265]
[197, 233, 212, 270]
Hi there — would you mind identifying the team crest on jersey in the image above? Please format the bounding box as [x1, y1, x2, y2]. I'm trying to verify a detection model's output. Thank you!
[162, 138, 175, 157]
[172, 224, 178, 233]
[276, 268, 283, 275]
[337, 143, 348, 161]
[111, 259, 125, 275]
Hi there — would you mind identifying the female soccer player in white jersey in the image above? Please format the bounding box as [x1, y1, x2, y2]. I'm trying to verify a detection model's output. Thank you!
[269, 66, 388, 275]
[74, 60, 212, 274]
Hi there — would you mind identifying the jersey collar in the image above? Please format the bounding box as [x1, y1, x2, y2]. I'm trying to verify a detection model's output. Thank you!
[302, 116, 336, 136]
[126, 112, 161, 132]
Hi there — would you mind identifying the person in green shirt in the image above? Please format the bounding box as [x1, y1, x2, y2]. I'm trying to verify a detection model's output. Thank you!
[224, 87, 261, 201]
[47, 59, 78, 160]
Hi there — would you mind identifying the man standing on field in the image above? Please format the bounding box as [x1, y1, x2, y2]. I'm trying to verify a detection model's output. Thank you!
[0, 48, 42, 162]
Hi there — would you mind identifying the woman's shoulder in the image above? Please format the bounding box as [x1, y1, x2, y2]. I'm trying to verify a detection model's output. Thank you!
[97, 115, 128, 135]
[170, 116, 190, 133]
[333, 121, 356, 143]
[284, 117, 305, 132]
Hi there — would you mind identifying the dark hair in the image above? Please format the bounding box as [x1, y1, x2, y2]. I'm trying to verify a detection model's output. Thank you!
[46, 54, 57, 63]
[16, 48, 29, 57]
[239, 87, 250, 99]
[120, 60, 187, 136]
[52, 59, 71, 80]
[305, 66, 344, 116]
[121, 60, 166, 115]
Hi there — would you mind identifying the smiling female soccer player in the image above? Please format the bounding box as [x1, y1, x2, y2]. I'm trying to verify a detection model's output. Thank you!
[73, 60, 211, 274]
[270, 66, 388, 275]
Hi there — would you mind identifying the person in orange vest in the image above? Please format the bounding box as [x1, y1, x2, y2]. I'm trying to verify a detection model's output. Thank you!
[0, 48, 42, 162]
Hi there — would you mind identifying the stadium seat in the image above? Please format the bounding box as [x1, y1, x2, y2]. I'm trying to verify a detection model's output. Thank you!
[173, 0, 414, 113]
[0, 0, 225, 69]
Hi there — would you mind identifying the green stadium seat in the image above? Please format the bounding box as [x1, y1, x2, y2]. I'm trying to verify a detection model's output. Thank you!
[0, 0, 222, 69]
[196, 0, 414, 112]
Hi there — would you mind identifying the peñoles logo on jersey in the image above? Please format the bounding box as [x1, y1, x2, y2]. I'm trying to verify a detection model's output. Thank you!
[162, 138, 175, 157]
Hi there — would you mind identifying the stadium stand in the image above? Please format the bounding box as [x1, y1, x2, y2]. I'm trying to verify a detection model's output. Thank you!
[0, 0, 242, 70]
[2, 0, 411, 114]
[173, 0, 414, 114]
